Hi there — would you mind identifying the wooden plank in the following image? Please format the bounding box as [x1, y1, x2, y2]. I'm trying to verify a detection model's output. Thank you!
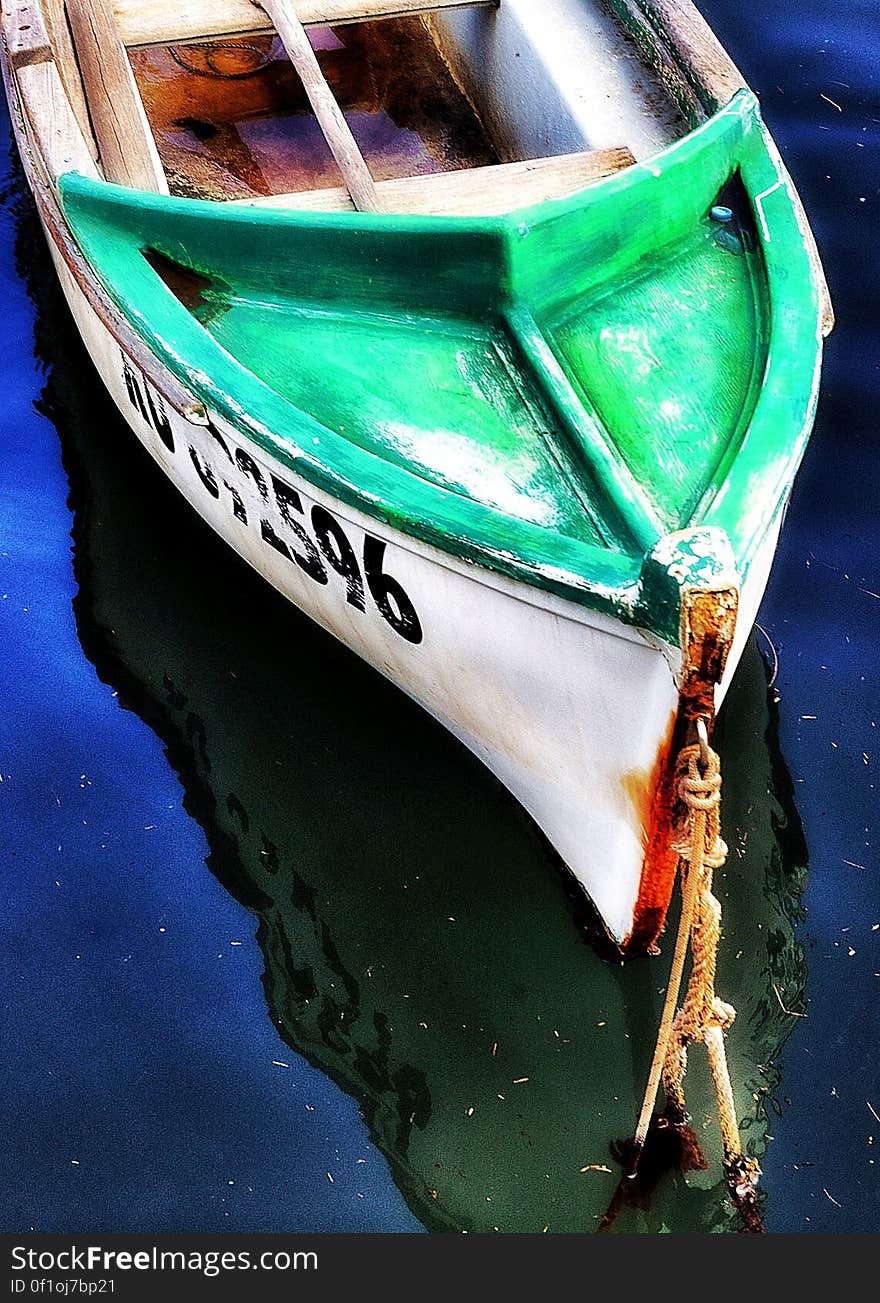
[66, 0, 169, 191]
[114, 0, 497, 50]
[234, 147, 636, 216]
[40, 0, 100, 158]
[25, 156, 209, 421]
[16, 57, 100, 179]
[253, 0, 381, 212]
[635, 0, 745, 111]
[1, 0, 54, 67]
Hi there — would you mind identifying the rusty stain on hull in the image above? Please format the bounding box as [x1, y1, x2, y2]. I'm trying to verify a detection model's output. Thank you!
[621, 707, 681, 955]
[623, 581, 739, 954]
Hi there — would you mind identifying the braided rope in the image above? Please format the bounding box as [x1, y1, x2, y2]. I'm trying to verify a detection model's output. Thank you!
[630, 729, 762, 1225]
[169, 42, 276, 80]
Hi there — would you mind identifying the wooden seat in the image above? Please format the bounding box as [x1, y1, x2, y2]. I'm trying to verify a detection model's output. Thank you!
[2, 2, 54, 67]
[233, 148, 637, 217]
[114, 0, 499, 50]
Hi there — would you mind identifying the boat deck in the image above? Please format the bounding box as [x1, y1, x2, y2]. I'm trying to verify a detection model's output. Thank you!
[1, 0, 830, 607]
[129, 20, 501, 201]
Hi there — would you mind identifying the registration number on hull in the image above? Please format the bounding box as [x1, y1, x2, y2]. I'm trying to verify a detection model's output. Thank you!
[122, 357, 423, 646]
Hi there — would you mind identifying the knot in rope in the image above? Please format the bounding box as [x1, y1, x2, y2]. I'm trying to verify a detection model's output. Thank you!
[708, 997, 737, 1033]
[678, 752, 722, 812]
[630, 720, 763, 1231]
[672, 834, 728, 868]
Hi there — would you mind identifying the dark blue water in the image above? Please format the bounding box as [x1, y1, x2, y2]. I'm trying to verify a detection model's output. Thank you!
[1, 0, 878, 1234]
[696, 0, 880, 1232]
[0, 112, 421, 1236]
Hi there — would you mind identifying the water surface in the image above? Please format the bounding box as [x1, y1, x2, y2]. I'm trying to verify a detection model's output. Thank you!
[1, 0, 878, 1234]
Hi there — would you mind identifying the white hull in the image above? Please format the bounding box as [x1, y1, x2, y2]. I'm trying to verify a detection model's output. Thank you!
[48, 235, 687, 945]
[0, 0, 796, 950]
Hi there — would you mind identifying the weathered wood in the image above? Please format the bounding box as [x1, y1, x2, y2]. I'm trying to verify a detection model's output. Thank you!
[114, 0, 497, 50]
[252, 0, 381, 213]
[40, 0, 99, 158]
[637, 0, 744, 109]
[66, 0, 169, 191]
[0, 33, 198, 419]
[31, 163, 207, 419]
[16, 56, 100, 178]
[236, 147, 636, 215]
[1, 0, 53, 67]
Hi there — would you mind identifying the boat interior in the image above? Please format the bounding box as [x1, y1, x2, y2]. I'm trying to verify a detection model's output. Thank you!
[9, 0, 805, 578]
[13, 0, 693, 210]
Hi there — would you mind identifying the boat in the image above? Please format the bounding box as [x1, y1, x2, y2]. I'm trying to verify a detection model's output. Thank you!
[0, 0, 832, 953]
[17, 217, 809, 1229]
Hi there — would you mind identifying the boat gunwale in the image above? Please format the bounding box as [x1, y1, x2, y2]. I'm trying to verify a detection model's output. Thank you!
[54, 88, 823, 640]
[1, 99, 654, 648]
[2, 0, 828, 646]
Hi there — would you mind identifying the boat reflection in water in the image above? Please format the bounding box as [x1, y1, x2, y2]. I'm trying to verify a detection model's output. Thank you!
[27, 208, 808, 1234]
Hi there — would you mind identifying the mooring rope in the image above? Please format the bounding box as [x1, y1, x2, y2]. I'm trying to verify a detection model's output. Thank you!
[630, 720, 764, 1231]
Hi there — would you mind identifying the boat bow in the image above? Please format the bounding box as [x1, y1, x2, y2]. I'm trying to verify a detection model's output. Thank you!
[57, 88, 823, 643]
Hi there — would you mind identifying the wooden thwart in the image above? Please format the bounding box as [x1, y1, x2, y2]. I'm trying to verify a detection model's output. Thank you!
[252, 0, 381, 213]
[114, 0, 498, 50]
[66, 0, 169, 191]
[236, 147, 636, 216]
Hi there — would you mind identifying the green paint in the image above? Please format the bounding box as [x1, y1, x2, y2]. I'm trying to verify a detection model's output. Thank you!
[197, 299, 619, 550]
[59, 90, 822, 645]
[550, 224, 768, 533]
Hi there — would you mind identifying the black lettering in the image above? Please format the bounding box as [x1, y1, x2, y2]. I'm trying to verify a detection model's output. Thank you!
[235, 448, 269, 500]
[122, 357, 175, 453]
[272, 478, 328, 585]
[226, 484, 248, 524]
[312, 506, 365, 611]
[189, 446, 220, 499]
[122, 360, 150, 422]
[210, 425, 234, 462]
[203, 426, 245, 519]
[364, 537, 423, 644]
[261, 518, 292, 560]
[145, 388, 175, 453]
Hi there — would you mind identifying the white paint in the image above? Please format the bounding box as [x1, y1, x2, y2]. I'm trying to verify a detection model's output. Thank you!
[754, 179, 784, 244]
[39, 232, 685, 945]
[0, 7, 773, 950]
[716, 502, 785, 710]
[432, 0, 684, 164]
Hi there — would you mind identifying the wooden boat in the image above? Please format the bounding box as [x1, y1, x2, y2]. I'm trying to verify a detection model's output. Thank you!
[0, 0, 831, 953]
[24, 239, 806, 1230]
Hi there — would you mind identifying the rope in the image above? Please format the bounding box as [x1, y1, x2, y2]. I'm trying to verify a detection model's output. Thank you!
[630, 722, 763, 1231]
[169, 42, 277, 80]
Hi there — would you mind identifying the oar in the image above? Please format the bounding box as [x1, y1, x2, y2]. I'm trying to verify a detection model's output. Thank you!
[252, 0, 382, 213]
